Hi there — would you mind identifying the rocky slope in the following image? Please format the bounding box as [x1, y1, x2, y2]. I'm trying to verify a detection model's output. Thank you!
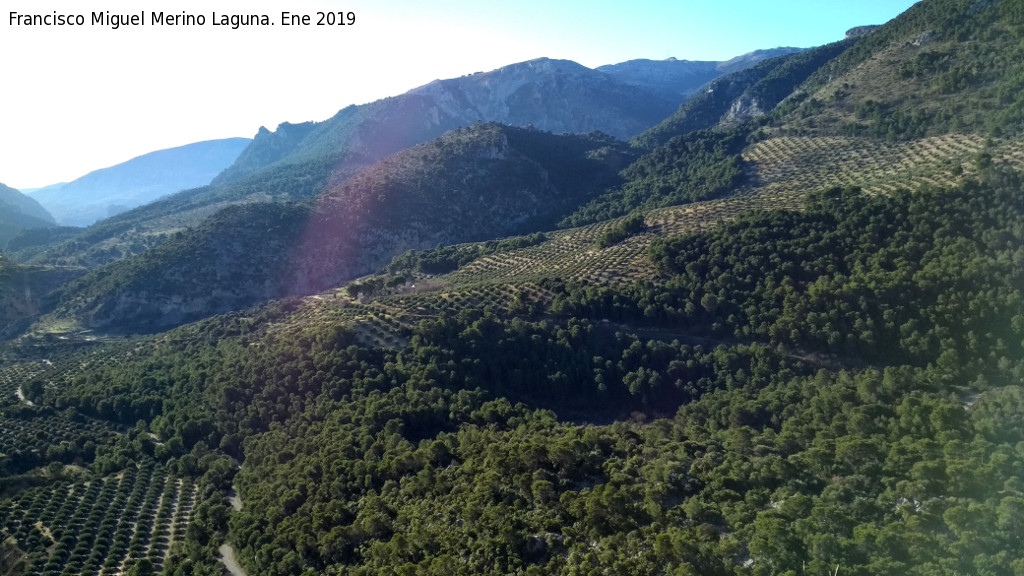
[0, 255, 84, 336]
[633, 40, 854, 150]
[214, 58, 676, 187]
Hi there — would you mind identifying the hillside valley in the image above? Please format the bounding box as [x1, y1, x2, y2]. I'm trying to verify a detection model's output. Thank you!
[1, 1, 1024, 575]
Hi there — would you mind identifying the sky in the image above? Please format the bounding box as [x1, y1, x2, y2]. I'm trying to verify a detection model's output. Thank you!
[0, 0, 920, 190]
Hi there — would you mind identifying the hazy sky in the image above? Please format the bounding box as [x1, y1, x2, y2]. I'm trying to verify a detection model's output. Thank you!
[1, 0, 919, 189]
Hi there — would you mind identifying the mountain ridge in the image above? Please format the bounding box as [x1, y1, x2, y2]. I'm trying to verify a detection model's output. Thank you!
[48, 124, 632, 329]
[0, 183, 55, 248]
[596, 47, 806, 101]
[27, 138, 251, 227]
[212, 49, 814, 189]
[211, 57, 678, 188]
[28, 48, 798, 272]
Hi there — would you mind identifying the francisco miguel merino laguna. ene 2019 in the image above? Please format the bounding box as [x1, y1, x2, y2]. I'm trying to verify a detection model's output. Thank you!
[8, 11, 280, 29]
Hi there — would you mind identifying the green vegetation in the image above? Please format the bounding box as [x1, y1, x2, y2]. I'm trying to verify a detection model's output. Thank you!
[631, 57, 792, 151]
[3, 1, 1024, 574]
[596, 213, 646, 248]
[634, 40, 855, 151]
[776, 0, 1024, 139]
[0, 460, 202, 575]
[20, 151, 343, 270]
[0, 184, 55, 250]
[5, 226, 84, 262]
[2, 170, 1019, 575]
[0, 207, 55, 252]
[49, 202, 311, 331]
[740, 40, 855, 111]
[45, 125, 629, 331]
[639, 177, 1024, 368]
[563, 128, 748, 227]
[387, 233, 549, 276]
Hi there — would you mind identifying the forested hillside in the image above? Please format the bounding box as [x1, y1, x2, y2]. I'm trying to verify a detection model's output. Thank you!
[771, 0, 1024, 138]
[633, 40, 854, 150]
[46, 126, 630, 330]
[9, 172, 1022, 575]
[1, 0, 1023, 575]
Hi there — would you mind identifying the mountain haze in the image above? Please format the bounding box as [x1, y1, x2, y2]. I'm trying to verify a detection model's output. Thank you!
[27, 138, 250, 226]
[596, 47, 805, 101]
[0, 183, 55, 247]
[0, 184, 53, 224]
[214, 49, 808, 188]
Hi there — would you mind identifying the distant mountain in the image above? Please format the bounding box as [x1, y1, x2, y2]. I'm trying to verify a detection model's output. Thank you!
[12, 5, 1024, 576]
[52, 125, 632, 330]
[595, 47, 804, 101]
[29, 49, 807, 272]
[594, 59, 720, 102]
[214, 58, 678, 187]
[28, 138, 250, 226]
[407, 59, 676, 138]
[26, 56, 696, 268]
[209, 123, 316, 187]
[715, 47, 807, 74]
[219, 51, 807, 188]
[0, 182, 55, 247]
[0, 183, 53, 224]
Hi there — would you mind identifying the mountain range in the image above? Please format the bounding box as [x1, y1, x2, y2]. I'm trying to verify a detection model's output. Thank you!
[596, 47, 804, 101]
[209, 57, 681, 188]
[7, 48, 804, 274]
[31, 44, 849, 332]
[49, 126, 630, 330]
[2, 40, 916, 331]
[25, 138, 251, 227]
[3, 2, 1023, 575]
[215, 49, 804, 187]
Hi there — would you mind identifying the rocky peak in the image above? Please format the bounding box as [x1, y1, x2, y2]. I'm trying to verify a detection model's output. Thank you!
[846, 25, 882, 39]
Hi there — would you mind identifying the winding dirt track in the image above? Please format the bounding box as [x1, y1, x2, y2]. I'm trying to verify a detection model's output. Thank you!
[219, 544, 249, 576]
